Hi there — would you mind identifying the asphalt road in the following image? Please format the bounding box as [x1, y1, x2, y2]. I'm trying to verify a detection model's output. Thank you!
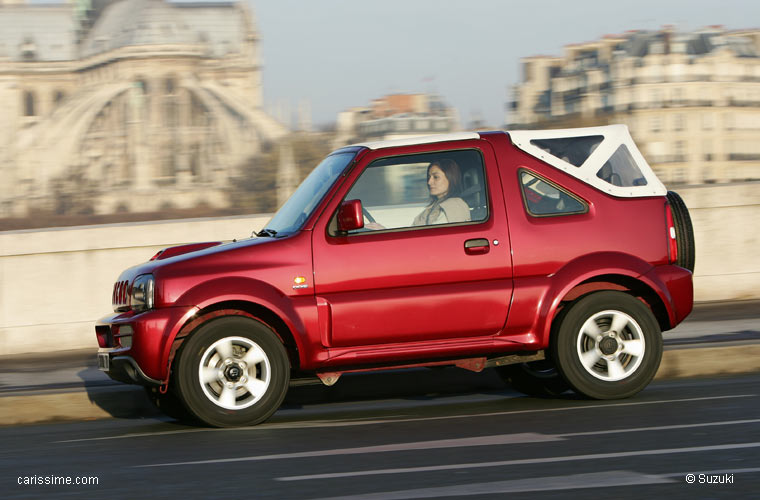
[3, 372, 759, 499]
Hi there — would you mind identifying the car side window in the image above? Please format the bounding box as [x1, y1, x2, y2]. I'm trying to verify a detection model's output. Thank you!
[335, 150, 488, 235]
[520, 170, 587, 217]
[530, 135, 603, 167]
[596, 144, 648, 187]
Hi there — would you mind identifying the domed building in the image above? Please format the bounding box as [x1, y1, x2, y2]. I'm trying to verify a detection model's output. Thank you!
[0, 0, 287, 217]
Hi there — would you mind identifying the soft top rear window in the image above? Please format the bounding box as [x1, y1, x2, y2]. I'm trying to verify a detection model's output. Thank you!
[530, 135, 603, 167]
[596, 144, 648, 187]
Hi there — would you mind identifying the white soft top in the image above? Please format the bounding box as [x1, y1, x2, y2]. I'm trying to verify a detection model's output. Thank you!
[508, 125, 666, 198]
[353, 125, 665, 198]
[357, 132, 480, 151]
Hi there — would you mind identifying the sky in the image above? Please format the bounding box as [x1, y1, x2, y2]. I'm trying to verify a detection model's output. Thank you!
[250, 0, 760, 128]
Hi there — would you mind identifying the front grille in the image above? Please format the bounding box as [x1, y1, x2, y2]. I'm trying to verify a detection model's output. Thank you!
[112, 280, 130, 312]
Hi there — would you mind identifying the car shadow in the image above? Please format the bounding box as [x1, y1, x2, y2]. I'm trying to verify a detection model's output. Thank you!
[78, 362, 162, 420]
[282, 366, 575, 408]
[78, 360, 581, 423]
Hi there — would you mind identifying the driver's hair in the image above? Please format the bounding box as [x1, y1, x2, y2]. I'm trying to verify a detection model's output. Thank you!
[428, 159, 463, 199]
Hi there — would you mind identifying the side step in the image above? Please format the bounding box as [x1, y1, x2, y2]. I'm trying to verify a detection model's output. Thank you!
[288, 351, 546, 387]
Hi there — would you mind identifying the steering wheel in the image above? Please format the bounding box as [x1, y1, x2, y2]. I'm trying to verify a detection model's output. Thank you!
[362, 206, 376, 224]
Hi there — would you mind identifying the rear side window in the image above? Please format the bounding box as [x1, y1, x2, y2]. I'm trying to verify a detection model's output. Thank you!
[596, 144, 648, 187]
[520, 170, 587, 217]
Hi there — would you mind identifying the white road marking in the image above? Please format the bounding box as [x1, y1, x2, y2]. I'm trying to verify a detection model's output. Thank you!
[135, 418, 760, 468]
[304, 468, 760, 499]
[55, 393, 755, 443]
[305, 470, 675, 499]
[276, 442, 760, 481]
[560, 418, 760, 437]
[135, 433, 561, 468]
[53, 418, 397, 443]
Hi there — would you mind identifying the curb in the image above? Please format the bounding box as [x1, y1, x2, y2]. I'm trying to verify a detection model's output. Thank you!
[1, 344, 759, 427]
[657, 343, 760, 380]
[0, 387, 159, 427]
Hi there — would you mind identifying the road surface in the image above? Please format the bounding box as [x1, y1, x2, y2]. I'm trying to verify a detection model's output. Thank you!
[3, 372, 758, 499]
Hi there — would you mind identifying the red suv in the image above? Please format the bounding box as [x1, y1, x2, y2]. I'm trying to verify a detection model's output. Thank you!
[96, 125, 694, 427]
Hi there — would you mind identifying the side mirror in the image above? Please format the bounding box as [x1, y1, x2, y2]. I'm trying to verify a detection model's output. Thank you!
[337, 199, 364, 232]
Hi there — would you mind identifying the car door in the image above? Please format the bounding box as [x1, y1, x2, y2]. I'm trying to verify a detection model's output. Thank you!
[311, 139, 513, 348]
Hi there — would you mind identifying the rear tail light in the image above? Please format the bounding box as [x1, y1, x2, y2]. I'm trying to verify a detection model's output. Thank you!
[665, 202, 678, 264]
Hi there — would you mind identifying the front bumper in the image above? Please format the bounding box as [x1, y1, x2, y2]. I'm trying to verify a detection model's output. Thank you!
[97, 352, 162, 386]
[96, 305, 198, 384]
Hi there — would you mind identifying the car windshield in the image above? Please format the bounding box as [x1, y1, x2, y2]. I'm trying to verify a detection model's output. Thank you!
[261, 151, 356, 236]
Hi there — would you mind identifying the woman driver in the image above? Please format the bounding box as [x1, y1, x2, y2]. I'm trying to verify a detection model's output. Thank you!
[412, 159, 470, 226]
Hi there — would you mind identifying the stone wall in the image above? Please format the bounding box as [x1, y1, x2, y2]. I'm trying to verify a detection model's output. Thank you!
[0, 214, 270, 355]
[678, 183, 760, 301]
[1, 182, 758, 355]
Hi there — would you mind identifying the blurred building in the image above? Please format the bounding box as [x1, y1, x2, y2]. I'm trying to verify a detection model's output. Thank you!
[509, 27, 760, 185]
[0, 0, 286, 217]
[333, 93, 460, 148]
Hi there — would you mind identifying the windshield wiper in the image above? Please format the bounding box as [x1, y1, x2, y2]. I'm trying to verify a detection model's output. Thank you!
[254, 228, 278, 238]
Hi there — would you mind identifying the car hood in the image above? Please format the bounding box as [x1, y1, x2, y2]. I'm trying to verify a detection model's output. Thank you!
[150, 242, 223, 261]
[116, 237, 278, 283]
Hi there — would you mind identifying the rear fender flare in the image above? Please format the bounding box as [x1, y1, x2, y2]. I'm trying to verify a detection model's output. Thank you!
[537, 252, 665, 345]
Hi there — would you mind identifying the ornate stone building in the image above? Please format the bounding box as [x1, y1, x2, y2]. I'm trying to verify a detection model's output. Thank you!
[0, 0, 286, 217]
[509, 27, 760, 185]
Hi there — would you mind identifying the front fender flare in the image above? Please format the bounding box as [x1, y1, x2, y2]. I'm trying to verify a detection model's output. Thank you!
[168, 277, 311, 367]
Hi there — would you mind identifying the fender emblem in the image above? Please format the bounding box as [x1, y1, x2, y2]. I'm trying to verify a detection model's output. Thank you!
[293, 276, 308, 289]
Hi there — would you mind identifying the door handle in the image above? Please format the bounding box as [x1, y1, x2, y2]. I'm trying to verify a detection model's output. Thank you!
[464, 238, 490, 254]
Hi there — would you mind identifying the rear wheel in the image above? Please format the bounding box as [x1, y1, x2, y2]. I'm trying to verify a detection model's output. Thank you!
[552, 291, 662, 400]
[174, 316, 290, 427]
[497, 359, 570, 397]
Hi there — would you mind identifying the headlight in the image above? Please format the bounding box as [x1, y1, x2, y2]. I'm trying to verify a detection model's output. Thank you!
[131, 274, 155, 312]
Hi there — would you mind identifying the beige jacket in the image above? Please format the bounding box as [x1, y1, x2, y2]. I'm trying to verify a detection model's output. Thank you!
[412, 197, 471, 226]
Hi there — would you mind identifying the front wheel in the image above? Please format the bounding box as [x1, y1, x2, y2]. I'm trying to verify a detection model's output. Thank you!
[144, 386, 196, 423]
[552, 291, 662, 400]
[174, 315, 290, 427]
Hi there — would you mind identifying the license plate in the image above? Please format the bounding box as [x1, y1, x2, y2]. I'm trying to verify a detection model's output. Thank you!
[97, 353, 110, 371]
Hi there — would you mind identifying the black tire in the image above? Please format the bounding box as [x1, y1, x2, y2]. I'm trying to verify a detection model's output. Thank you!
[552, 291, 662, 400]
[667, 191, 695, 272]
[144, 386, 197, 423]
[497, 359, 570, 397]
[174, 316, 290, 427]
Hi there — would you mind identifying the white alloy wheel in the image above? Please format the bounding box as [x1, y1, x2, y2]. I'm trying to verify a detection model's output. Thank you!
[198, 336, 272, 410]
[553, 291, 662, 400]
[576, 310, 645, 382]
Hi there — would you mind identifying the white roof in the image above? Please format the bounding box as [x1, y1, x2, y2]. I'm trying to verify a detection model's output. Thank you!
[351, 125, 666, 198]
[356, 132, 479, 150]
[508, 124, 666, 198]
